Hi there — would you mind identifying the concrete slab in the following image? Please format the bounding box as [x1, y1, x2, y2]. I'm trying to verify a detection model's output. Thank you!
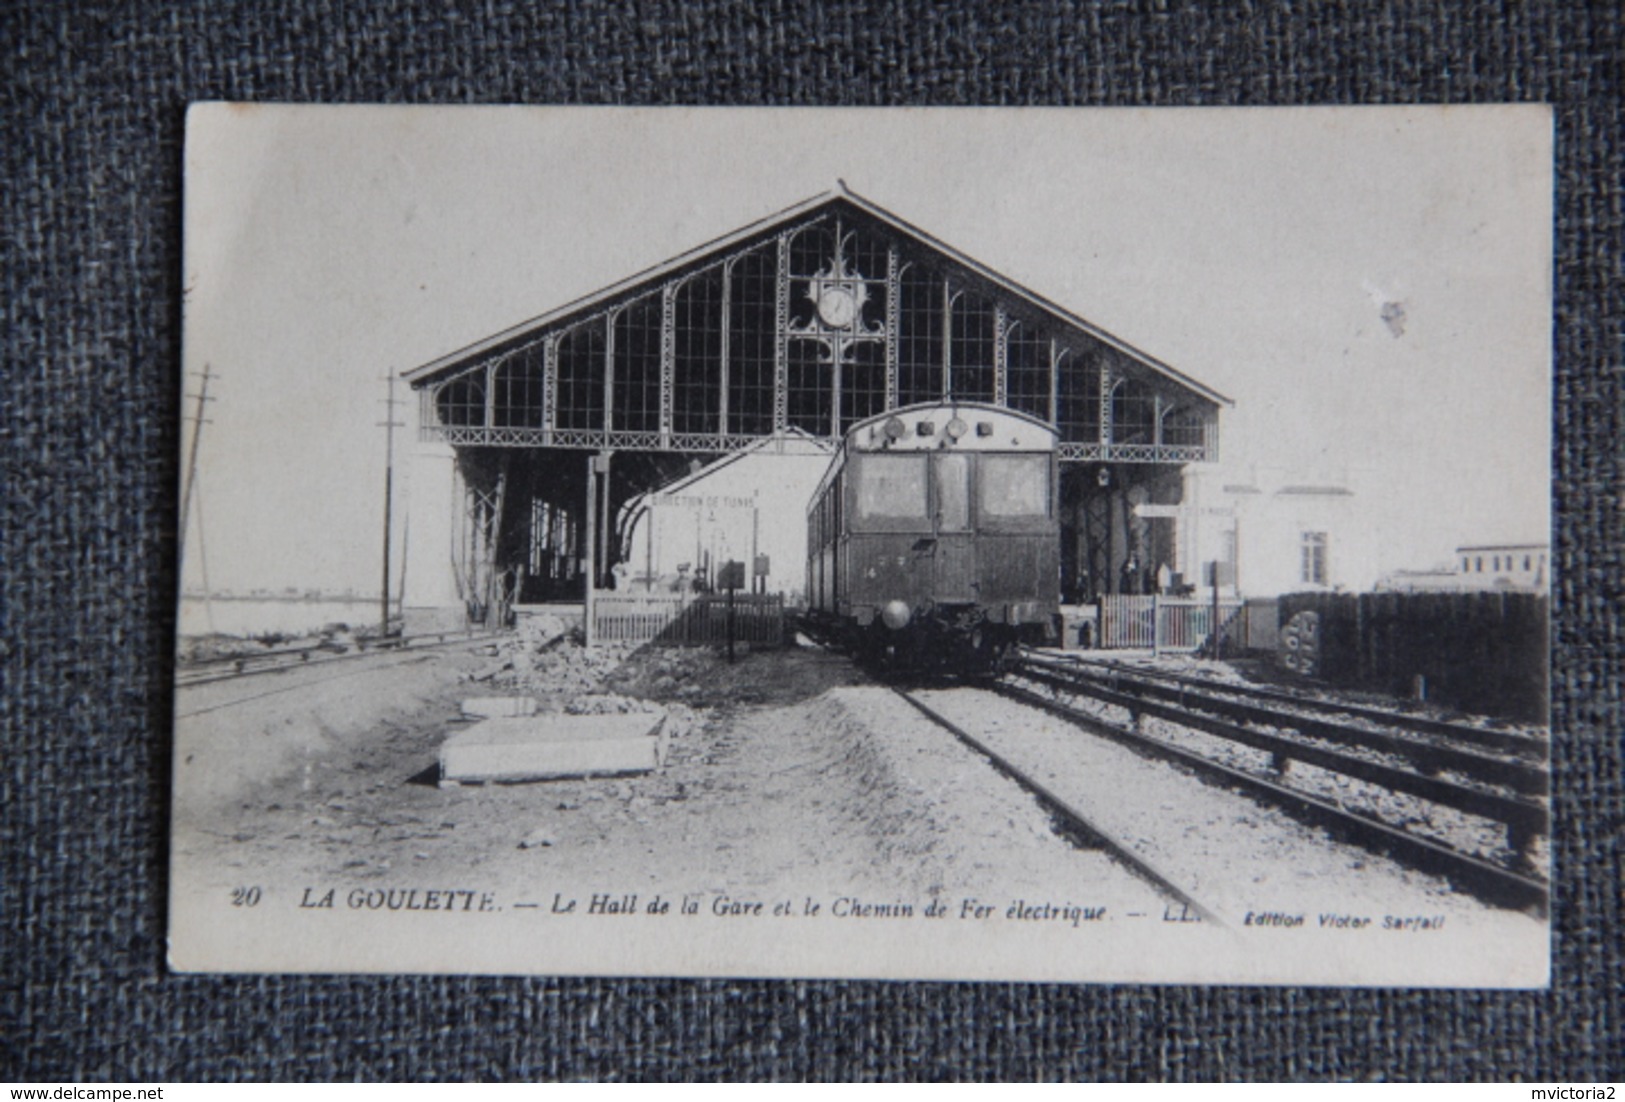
[460, 696, 539, 719]
[439, 712, 666, 784]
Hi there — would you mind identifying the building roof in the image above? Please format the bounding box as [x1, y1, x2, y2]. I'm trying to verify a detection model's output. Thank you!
[403, 184, 1232, 407]
[1276, 485, 1355, 497]
[631, 429, 834, 503]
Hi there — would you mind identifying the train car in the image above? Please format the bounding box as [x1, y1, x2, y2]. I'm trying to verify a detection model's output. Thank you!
[806, 401, 1060, 671]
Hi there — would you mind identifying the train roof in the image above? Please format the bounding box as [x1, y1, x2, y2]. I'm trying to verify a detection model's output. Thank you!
[844, 400, 1058, 441]
[810, 402, 1057, 507]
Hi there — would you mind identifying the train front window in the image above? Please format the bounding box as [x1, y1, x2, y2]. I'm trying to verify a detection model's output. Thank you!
[933, 452, 971, 532]
[979, 454, 1050, 518]
[854, 454, 927, 522]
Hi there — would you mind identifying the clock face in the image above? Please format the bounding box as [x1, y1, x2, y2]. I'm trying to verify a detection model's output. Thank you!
[816, 285, 858, 328]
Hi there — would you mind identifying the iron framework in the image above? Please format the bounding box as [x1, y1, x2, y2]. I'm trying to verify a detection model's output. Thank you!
[412, 197, 1222, 464]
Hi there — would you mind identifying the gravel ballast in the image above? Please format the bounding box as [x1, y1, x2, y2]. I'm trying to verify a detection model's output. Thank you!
[909, 686, 1545, 940]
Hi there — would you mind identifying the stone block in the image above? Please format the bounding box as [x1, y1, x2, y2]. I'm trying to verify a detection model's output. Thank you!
[460, 696, 539, 719]
[439, 712, 666, 784]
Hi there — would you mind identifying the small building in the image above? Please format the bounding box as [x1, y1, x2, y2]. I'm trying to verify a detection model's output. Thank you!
[1455, 543, 1549, 590]
[1177, 464, 1379, 597]
[1377, 543, 1549, 593]
[1373, 567, 1465, 594]
[615, 432, 833, 601]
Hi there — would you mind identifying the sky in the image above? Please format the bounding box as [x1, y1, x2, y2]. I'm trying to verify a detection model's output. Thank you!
[181, 105, 1552, 596]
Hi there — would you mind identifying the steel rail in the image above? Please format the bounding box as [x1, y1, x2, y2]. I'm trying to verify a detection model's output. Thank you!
[175, 630, 498, 689]
[174, 654, 441, 719]
[1012, 664, 1549, 842]
[1033, 651, 1546, 758]
[181, 627, 487, 669]
[893, 688, 1222, 926]
[993, 680, 1549, 916]
[1020, 654, 1549, 795]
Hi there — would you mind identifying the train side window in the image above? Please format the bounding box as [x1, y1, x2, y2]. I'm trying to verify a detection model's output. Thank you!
[854, 454, 926, 522]
[933, 452, 971, 532]
[979, 454, 1050, 518]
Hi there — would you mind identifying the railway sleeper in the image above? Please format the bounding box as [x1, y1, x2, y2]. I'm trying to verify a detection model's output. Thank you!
[1019, 661, 1549, 796]
[1041, 654, 1547, 760]
[1014, 666, 1549, 844]
[996, 681, 1550, 916]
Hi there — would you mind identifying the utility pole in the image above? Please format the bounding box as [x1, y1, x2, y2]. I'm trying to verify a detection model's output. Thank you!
[193, 470, 217, 635]
[584, 454, 597, 648]
[379, 372, 405, 639]
[396, 510, 410, 620]
[598, 450, 614, 588]
[178, 363, 215, 576]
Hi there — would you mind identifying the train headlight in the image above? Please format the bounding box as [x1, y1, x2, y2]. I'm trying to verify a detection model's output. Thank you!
[883, 417, 906, 441]
[945, 417, 968, 441]
[881, 600, 912, 630]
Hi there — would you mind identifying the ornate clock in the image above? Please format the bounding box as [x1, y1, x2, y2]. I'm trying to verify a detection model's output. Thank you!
[815, 283, 859, 329]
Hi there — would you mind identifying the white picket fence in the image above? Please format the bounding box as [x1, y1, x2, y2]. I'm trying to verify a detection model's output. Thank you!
[591, 592, 785, 647]
[1098, 594, 1246, 653]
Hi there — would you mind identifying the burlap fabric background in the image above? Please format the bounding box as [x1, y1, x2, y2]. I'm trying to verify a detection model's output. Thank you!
[3, 1, 1620, 1081]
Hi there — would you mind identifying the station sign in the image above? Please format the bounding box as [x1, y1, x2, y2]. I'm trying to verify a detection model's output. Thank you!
[1134, 504, 1236, 519]
[647, 494, 757, 510]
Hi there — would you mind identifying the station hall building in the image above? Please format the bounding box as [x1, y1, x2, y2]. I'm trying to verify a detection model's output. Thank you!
[403, 187, 1230, 624]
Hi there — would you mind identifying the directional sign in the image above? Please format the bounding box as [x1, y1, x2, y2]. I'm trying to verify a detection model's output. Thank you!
[1133, 504, 1236, 519]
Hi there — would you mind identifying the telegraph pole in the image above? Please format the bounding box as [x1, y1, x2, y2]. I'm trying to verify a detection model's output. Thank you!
[178, 363, 215, 574]
[379, 372, 405, 638]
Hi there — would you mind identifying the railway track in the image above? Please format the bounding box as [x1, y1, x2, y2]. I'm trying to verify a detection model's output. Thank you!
[175, 628, 497, 689]
[1028, 651, 1546, 758]
[893, 686, 1221, 925]
[1005, 652, 1550, 915]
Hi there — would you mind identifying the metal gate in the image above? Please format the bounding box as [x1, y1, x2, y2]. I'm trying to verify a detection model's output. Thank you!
[592, 592, 785, 647]
[1098, 594, 1246, 653]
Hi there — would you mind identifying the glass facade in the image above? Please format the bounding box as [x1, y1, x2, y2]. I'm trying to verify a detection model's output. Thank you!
[417, 200, 1219, 461]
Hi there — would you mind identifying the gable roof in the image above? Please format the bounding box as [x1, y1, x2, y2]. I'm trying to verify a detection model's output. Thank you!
[624, 428, 834, 509]
[404, 185, 1230, 407]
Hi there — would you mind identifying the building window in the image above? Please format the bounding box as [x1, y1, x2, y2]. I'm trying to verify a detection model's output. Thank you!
[1110, 376, 1157, 446]
[1476, 556, 1483, 572]
[1004, 319, 1049, 421]
[728, 247, 777, 436]
[1301, 531, 1328, 586]
[896, 266, 943, 405]
[1523, 554, 1532, 571]
[1056, 348, 1102, 446]
[1461, 557, 1469, 572]
[948, 288, 997, 403]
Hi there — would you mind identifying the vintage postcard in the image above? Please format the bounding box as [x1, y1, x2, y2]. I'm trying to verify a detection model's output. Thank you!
[171, 105, 1552, 985]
